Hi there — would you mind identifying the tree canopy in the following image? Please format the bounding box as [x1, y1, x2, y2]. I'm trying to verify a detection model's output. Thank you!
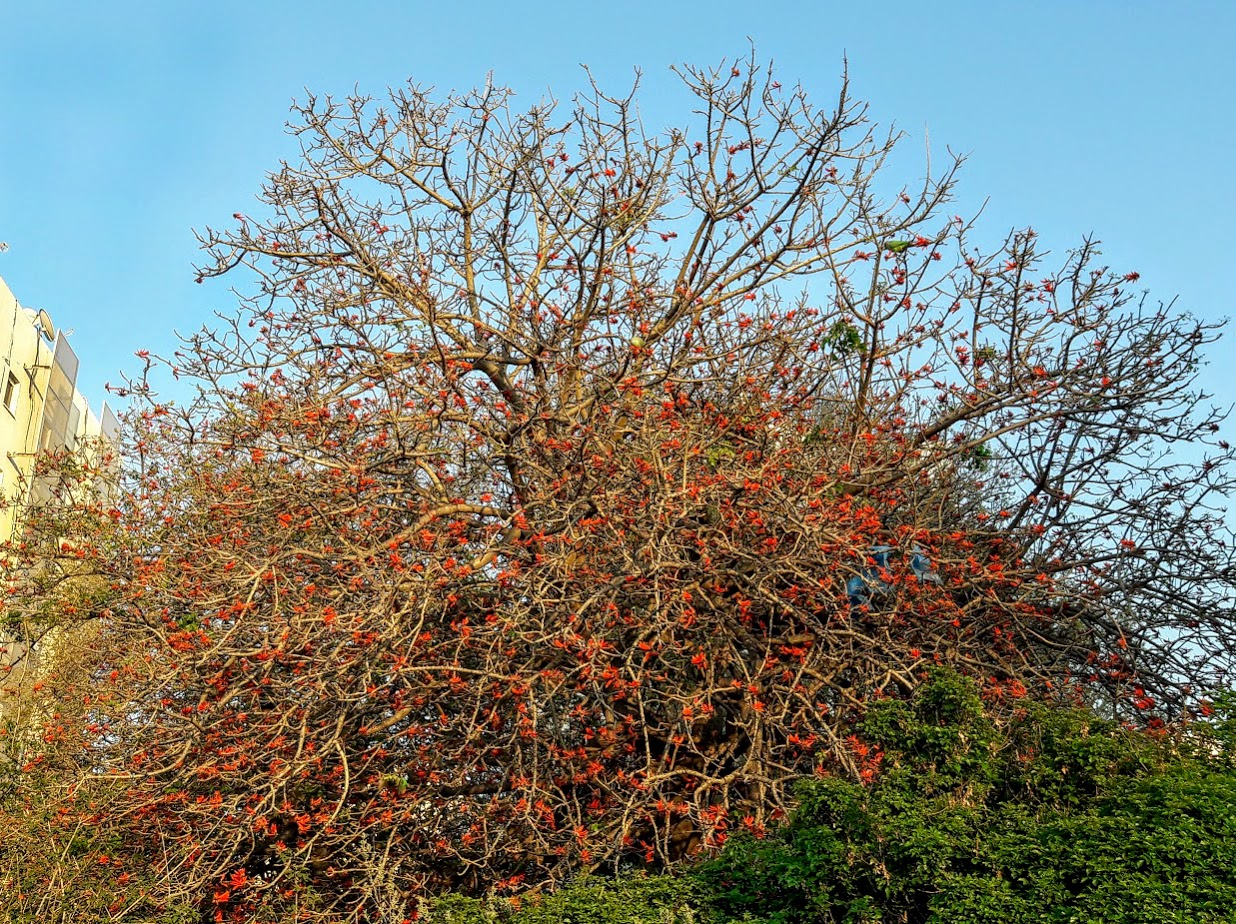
[2, 56, 1234, 920]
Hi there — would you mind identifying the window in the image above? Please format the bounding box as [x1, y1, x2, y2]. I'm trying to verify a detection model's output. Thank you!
[3, 371, 17, 415]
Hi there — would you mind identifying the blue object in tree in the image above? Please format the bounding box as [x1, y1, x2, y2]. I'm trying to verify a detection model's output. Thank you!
[846, 545, 939, 607]
[909, 548, 937, 582]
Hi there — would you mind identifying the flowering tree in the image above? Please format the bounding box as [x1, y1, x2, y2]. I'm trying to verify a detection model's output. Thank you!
[3, 57, 1234, 920]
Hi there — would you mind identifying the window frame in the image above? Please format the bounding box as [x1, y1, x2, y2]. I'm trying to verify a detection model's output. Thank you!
[2, 369, 18, 416]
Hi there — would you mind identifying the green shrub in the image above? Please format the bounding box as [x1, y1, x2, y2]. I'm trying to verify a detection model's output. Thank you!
[420, 874, 702, 924]
[697, 670, 1236, 924]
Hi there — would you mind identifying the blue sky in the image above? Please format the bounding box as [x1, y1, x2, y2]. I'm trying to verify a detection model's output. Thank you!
[1, 0, 1233, 416]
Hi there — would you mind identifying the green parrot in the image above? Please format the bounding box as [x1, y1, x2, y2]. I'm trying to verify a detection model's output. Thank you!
[884, 239, 912, 254]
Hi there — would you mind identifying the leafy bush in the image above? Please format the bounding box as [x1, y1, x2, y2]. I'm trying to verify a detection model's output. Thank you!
[697, 670, 1236, 924]
[420, 874, 702, 924]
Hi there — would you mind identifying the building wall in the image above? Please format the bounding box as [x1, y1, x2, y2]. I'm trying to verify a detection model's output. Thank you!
[0, 275, 51, 539]
[1, 273, 116, 727]
[0, 273, 117, 538]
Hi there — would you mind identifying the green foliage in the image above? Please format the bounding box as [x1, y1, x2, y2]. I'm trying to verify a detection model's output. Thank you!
[1204, 691, 1236, 766]
[706, 442, 736, 469]
[822, 320, 864, 355]
[961, 441, 994, 471]
[697, 670, 1236, 923]
[420, 874, 702, 924]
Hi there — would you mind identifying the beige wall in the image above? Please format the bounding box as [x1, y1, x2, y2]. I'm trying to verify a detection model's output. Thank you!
[0, 274, 114, 538]
[0, 275, 51, 538]
[1, 274, 114, 723]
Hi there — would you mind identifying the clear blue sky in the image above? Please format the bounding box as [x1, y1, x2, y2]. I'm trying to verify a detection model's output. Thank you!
[1, 0, 1233, 415]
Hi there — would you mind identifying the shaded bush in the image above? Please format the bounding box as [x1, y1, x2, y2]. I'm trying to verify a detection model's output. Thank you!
[0, 771, 189, 924]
